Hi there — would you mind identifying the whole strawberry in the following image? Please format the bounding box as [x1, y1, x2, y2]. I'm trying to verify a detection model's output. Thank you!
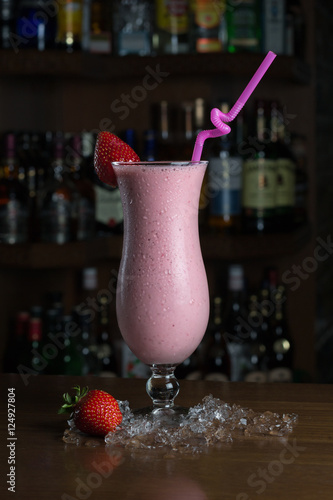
[58, 385, 122, 437]
[94, 131, 140, 187]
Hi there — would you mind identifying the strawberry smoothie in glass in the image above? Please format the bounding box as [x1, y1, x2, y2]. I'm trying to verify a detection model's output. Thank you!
[113, 161, 209, 416]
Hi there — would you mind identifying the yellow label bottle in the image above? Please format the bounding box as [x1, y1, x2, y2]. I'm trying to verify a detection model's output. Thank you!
[57, 0, 83, 52]
[192, 0, 226, 52]
[154, 0, 190, 53]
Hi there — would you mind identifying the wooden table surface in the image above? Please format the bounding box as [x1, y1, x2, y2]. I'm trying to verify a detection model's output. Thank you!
[0, 374, 332, 500]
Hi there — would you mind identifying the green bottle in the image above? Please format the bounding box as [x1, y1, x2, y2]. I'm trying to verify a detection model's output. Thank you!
[226, 0, 261, 53]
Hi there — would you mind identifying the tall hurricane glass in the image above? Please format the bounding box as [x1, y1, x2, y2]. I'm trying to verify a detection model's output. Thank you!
[113, 161, 209, 418]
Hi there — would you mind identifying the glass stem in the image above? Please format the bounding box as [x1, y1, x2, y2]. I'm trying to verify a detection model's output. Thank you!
[146, 364, 179, 409]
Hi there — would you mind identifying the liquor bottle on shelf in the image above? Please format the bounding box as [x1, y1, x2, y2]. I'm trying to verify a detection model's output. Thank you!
[226, 0, 261, 53]
[89, 0, 111, 54]
[17, 132, 39, 241]
[243, 294, 267, 382]
[142, 130, 157, 162]
[208, 101, 243, 233]
[19, 314, 46, 374]
[38, 132, 73, 244]
[266, 285, 294, 382]
[178, 100, 195, 160]
[74, 308, 99, 375]
[286, 0, 306, 59]
[0, 132, 29, 244]
[15, 0, 57, 50]
[190, 0, 227, 53]
[44, 290, 64, 320]
[62, 314, 86, 375]
[112, 0, 153, 56]
[0, 0, 16, 49]
[290, 133, 308, 227]
[224, 264, 252, 381]
[3, 311, 30, 373]
[42, 308, 65, 375]
[176, 341, 204, 380]
[261, 0, 285, 55]
[154, 0, 189, 54]
[96, 296, 118, 377]
[269, 101, 296, 232]
[93, 172, 123, 236]
[242, 100, 277, 234]
[151, 100, 178, 161]
[56, 0, 84, 52]
[68, 133, 96, 241]
[203, 296, 230, 381]
[121, 129, 137, 153]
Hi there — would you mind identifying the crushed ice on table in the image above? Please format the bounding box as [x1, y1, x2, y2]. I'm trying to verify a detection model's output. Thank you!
[103, 395, 298, 454]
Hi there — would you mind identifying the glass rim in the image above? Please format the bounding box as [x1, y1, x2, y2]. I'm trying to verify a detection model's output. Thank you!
[112, 161, 208, 167]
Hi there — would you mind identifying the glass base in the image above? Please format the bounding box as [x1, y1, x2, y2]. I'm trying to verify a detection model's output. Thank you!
[133, 405, 189, 426]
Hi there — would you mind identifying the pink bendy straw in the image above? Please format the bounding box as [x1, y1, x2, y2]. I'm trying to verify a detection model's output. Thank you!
[191, 51, 277, 162]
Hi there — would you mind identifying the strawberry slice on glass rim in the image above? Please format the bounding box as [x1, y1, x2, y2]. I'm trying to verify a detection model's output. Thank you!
[94, 131, 140, 187]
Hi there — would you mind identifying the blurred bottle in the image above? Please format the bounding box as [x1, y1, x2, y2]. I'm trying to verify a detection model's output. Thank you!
[42, 308, 64, 374]
[142, 130, 157, 161]
[39, 133, 73, 244]
[20, 314, 46, 373]
[154, 0, 189, 54]
[243, 294, 267, 382]
[94, 174, 123, 236]
[0, 0, 16, 49]
[0, 132, 29, 244]
[112, 0, 153, 56]
[285, 0, 305, 59]
[62, 314, 85, 375]
[178, 100, 195, 160]
[226, 0, 261, 53]
[121, 342, 150, 378]
[56, 0, 84, 52]
[15, 0, 57, 50]
[224, 264, 251, 381]
[74, 309, 99, 375]
[176, 345, 203, 380]
[17, 132, 40, 242]
[269, 101, 296, 232]
[190, 0, 227, 53]
[96, 296, 118, 377]
[242, 100, 277, 233]
[44, 290, 64, 319]
[290, 133, 308, 227]
[89, 0, 111, 53]
[151, 100, 178, 160]
[261, 0, 285, 55]
[203, 296, 230, 381]
[266, 285, 294, 382]
[68, 133, 96, 241]
[208, 102, 243, 233]
[3, 311, 30, 373]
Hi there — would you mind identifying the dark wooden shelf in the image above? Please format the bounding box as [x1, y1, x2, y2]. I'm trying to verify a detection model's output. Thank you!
[200, 223, 312, 261]
[0, 224, 311, 269]
[0, 49, 311, 84]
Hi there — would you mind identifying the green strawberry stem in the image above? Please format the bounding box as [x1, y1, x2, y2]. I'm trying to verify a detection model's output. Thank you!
[58, 385, 89, 415]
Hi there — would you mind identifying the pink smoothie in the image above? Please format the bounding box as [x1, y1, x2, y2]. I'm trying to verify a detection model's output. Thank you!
[113, 162, 209, 365]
